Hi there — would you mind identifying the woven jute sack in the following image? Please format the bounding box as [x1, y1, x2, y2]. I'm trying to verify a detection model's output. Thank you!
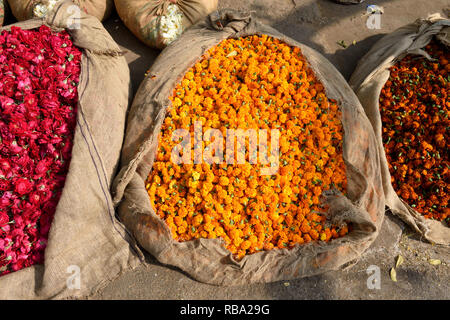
[7, 0, 113, 22]
[115, 0, 218, 49]
[112, 9, 384, 285]
[349, 14, 450, 246]
[0, 0, 142, 299]
[0, 0, 4, 26]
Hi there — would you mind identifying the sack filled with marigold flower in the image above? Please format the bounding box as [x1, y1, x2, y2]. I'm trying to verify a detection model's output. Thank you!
[350, 15, 450, 246]
[8, 0, 114, 22]
[115, 0, 218, 49]
[0, 0, 142, 299]
[112, 9, 384, 285]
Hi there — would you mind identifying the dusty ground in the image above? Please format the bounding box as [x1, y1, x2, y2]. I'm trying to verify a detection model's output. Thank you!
[89, 0, 450, 299]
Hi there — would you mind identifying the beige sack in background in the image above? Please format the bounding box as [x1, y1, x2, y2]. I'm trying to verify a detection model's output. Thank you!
[0, 0, 4, 26]
[112, 9, 385, 286]
[115, 0, 218, 49]
[7, 0, 114, 22]
[0, 0, 142, 299]
[349, 15, 450, 246]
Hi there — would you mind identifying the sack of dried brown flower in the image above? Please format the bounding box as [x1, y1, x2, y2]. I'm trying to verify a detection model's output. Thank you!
[350, 14, 450, 246]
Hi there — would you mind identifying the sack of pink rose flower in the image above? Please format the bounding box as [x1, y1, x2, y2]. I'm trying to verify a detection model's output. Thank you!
[0, 0, 142, 299]
[7, 0, 114, 22]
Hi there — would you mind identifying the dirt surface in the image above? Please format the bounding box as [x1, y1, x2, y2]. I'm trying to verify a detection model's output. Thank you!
[88, 0, 450, 300]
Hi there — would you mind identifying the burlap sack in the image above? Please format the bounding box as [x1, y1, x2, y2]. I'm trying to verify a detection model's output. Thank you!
[0, 0, 142, 299]
[0, 0, 4, 26]
[349, 15, 450, 246]
[112, 9, 384, 285]
[7, 0, 114, 22]
[115, 0, 218, 49]
[332, 0, 365, 4]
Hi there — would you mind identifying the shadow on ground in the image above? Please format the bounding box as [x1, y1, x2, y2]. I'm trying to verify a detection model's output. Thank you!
[271, 0, 392, 78]
[103, 12, 160, 95]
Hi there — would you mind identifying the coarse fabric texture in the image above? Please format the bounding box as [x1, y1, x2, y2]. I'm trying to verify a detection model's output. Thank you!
[349, 14, 450, 246]
[114, 0, 218, 49]
[112, 9, 384, 285]
[332, 0, 365, 4]
[7, 0, 113, 22]
[0, 0, 4, 26]
[0, 0, 142, 299]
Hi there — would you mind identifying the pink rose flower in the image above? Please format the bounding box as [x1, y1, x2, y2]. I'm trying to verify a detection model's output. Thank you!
[14, 178, 33, 195]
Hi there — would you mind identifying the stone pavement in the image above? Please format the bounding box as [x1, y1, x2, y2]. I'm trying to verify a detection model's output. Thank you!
[91, 0, 449, 299]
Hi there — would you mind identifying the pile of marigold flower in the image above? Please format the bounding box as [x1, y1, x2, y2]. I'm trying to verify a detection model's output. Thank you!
[147, 34, 348, 260]
[0, 26, 80, 276]
[380, 39, 449, 225]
